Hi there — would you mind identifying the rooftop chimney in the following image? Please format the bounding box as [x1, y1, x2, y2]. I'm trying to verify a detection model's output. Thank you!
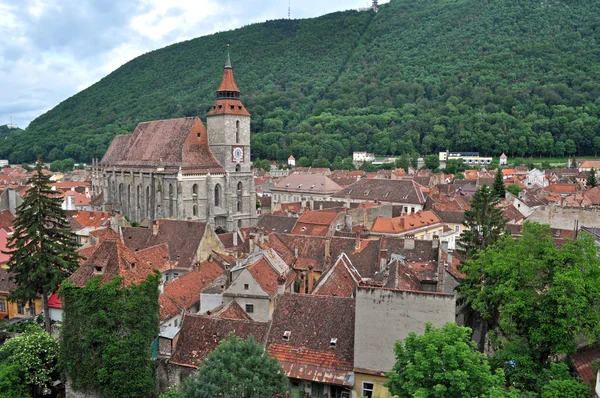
[152, 220, 159, 236]
[355, 232, 361, 250]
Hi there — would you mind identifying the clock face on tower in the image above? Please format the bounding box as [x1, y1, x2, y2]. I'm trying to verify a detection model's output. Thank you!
[232, 146, 244, 163]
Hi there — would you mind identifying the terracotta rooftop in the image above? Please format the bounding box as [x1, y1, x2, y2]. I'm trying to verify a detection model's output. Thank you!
[311, 253, 362, 297]
[272, 174, 342, 194]
[160, 261, 224, 321]
[291, 209, 340, 236]
[66, 210, 111, 230]
[0, 210, 14, 231]
[100, 117, 224, 174]
[68, 239, 155, 287]
[332, 179, 426, 205]
[572, 343, 600, 384]
[544, 183, 578, 194]
[122, 220, 209, 269]
[171, 315, 268, 368]
[210, 300, 251, 321]
[266, 294, 355, 387]
[256, 214, 297, 234]
[371, 211, 442, 235]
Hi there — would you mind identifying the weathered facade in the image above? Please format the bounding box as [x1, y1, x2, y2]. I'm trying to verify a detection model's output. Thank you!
[92, 57, 257, 231]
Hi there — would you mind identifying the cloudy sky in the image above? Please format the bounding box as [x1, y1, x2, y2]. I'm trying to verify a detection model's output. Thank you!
[0, 0, 388, 129]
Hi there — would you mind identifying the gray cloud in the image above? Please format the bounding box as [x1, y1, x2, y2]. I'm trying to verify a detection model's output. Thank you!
[0, 0, 386, 128]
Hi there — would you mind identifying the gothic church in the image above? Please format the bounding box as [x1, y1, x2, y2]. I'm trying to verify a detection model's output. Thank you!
[92, 55, 257, 230]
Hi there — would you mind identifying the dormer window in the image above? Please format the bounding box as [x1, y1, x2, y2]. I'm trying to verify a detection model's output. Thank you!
[330, 338, 337, 348]
[94, 266, 103, 274]
[283, 331, 291, 341]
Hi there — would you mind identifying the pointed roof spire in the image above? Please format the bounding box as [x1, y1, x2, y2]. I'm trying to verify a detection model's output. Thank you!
[225, 44, 232, 69]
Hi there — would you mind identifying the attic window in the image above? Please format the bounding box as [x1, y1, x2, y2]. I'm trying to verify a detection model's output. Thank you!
[94, 266, 103, 274]
[219, 105, 223, 109]
[238, 106, 242, 110]
[197, 132, 201, 138]
[310, 184, 315, 189]
[330, 338, 338, 348]
[213, 106, 216, 109]
[301, 227, 306, 231]
[230, 105, 235, 110]
[245, 304, 254, 313]
[297, 184, 303, 188]
[244, 283, 249, 290]
[283, 331, 291, 341]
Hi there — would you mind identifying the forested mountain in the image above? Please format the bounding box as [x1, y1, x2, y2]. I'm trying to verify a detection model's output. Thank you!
[4, 0, 600, 164]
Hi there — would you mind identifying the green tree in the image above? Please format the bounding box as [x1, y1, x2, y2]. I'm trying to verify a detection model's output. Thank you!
[460, 223, 600, 370]
[505, 184, 522, 197]
[297, 157, 311, 167]
[492, 168, 506, 198]
[60, 273, 160, 398]
[0, 325, 59, 394]
[4, 160, 80, 332]
[395, 154, 410, 171]
[311, 158, 330, 168]
[459, 184, 506, 259]
[586, 167, 597, 187]
[424, 154, 440, 171]
[181, 335, 289, 398]
[386, 323, 518, 398]
[159, 388, 182, 398]
[444, 158, 464, 175]
[0, 363, 29, 398]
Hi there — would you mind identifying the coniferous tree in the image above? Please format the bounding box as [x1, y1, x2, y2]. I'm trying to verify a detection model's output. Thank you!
[587, 167, 597, 188]
[459, 184, 506, 259]
[493, 168, 506, 198]
[4, 160, 80, 332]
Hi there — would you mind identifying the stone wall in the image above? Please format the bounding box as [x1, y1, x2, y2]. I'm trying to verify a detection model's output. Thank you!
[353, 287, 456, 374]
[528, 205, 600, 229]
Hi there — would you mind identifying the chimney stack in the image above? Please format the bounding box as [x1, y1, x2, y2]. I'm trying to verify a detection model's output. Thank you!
[152, 220, 159, 236]
[355, 232, 361, 250]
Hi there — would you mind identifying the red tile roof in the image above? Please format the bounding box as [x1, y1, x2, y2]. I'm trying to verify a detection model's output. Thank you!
[171, 315, 268, 368]
[101, 117, 224, 174]
[160, 261, 224, 321]
[68, 239, 155, 287]
[266, 294, 355, 386]
[206, 99, 250, 117]
[0, 210, 14, 231]
[572, 343, 600, 384]
[67, 210, 111, 229]
[135, 244, 173, 273]
[371, 211, 442, 235]
[211, 300, 251, 320]
[248, 257, 281, 298]
[312, 254, 361, 297]
[48, 292, 62, 309]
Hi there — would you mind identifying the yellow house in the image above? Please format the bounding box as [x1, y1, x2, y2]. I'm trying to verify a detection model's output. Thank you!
[0, 268, 43, 320]
[354, 369, 394, 398]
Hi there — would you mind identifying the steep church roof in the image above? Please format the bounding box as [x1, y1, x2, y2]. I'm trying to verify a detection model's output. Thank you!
[100, 117, 224, 174]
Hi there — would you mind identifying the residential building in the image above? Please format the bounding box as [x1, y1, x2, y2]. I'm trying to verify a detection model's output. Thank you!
[288, 155, 295, 167]
[353, 287, 456, 397]
[353, 152, 376, 163]
[499, 153, 508, 166]
[525, 169, 548, 188]
[222, 249, 293, 322]
[267, 294, 355, 398]
[370, 211, 443, 239]
[271, 173, 342, 204]
[578, 160, 600, 172]
[438, 151, 492, 166]
[93, 57, 258, 230]
[0, 268, 42, 320]
[332, 179, 426, 214]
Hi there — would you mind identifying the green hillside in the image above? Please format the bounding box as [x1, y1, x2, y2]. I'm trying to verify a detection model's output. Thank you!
[4, 0, 600, 164]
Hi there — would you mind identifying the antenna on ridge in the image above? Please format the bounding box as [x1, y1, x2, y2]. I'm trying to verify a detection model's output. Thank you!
[288, 0, 291, 19]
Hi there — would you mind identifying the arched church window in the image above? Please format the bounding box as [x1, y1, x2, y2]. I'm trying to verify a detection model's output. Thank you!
[237, 182, 243, 213]
[146, 186, 150, 218]
[118, 183, 123, 203]
[235, 164, 241, 172]
[214, 184, 221, 207]
[168, 184, 174, 218]
[193, 205, 198, 217]
[236, 120, 240, 144]
[192, 184, 198, 196]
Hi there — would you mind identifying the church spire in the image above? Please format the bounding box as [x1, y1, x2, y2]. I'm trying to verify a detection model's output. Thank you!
[225, 45, 232, 69]
[207, 47, 250, 117]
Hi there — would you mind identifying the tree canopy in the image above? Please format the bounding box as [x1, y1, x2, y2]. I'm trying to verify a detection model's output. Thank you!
[3, 0, 600, 163]
[180, 335, 289, 398]
[60, 273, 160, 398]
[386, 322, 518, 398]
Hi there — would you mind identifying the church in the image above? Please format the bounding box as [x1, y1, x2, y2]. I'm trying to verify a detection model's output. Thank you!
[91, 55, 258, 231]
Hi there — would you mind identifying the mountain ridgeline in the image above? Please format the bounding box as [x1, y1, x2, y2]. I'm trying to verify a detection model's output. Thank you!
[5, 0, 600, 164]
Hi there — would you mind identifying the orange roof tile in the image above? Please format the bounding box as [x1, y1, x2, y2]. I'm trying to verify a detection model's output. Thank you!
[371, 211, 442, 235]
[211, 300, 251, 320]
[248, 258, 280, 298]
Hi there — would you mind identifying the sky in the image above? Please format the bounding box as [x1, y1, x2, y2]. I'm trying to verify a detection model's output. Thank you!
[0, 0, 388, 129]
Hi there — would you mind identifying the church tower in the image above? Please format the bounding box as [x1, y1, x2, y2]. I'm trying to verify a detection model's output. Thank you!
[207, 51, 251, 173]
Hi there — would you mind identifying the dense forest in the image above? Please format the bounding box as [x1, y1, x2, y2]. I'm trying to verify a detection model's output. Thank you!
[3, 0, 600, 164]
